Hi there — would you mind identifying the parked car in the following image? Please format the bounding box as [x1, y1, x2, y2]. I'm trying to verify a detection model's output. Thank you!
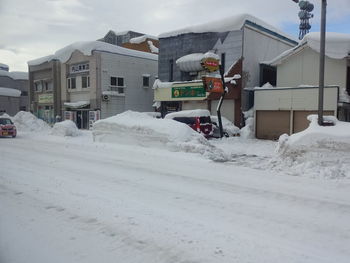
[0, 117, 17, 138]
[165, 109, 213, 138]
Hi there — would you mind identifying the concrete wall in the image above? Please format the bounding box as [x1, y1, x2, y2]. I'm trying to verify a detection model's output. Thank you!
[158, 31, 236, 82]
[100, 51, 157, 118]
[276, 47, 347, 94]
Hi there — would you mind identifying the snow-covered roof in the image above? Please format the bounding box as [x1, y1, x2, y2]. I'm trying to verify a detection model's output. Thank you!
[64, 101, 90, 108]
[129, 34, 158, 44]
[265, 32, 350, 66]
[0, 69, 28, 80]
[147, 41, 159, 53]
[176, 52, 219, 72]
[0, 63, 9, 71]
[159, 13, 296, 43]
[0, 87, 21, 97]
[28, 41, 158, 66]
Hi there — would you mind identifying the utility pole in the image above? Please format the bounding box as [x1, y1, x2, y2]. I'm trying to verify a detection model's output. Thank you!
[291, 0, 327, 125]
[318, 0, 327, 125]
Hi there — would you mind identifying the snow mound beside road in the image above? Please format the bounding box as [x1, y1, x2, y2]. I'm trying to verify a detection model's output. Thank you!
[271, 115, 350, 179]
[51, 120, 81, 137]
[12, 111, 51, 133]
[92, 111, 227, 161]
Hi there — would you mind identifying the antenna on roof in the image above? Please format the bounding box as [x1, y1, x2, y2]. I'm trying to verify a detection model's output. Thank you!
[292, 0, 314, 40]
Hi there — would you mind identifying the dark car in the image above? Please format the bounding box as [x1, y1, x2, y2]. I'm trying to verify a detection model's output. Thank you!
[165, 110, 213, 138]
[0, 118, 17, 138]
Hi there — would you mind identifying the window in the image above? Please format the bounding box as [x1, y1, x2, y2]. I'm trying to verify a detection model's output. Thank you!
[82, 76, 90, 88]
[110, 76, 125, 94]
[34, 81, 42, 92]
[21, 91, 28, 96]
[20, 106, 26, 111]
[44, 81, 53, 92]
[169, 59, 174, 82]
[221, 53, 226, 73]
[67, 77, 76, 89]
[143, 74, 150, 87]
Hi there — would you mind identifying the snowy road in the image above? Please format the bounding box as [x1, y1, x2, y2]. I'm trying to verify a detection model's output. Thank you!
[1, 133, 350, 263]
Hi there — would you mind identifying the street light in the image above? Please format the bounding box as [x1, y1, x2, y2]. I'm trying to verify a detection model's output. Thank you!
[292, 0, 327, 125]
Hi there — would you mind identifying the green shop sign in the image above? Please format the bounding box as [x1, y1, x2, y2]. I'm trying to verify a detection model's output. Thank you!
[171, 84, 206, 98]
[38, 94, 54, 104]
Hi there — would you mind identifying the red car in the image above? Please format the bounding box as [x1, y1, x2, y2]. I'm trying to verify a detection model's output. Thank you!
[165, 109, 213, 138]
[0, 117, 17, 138]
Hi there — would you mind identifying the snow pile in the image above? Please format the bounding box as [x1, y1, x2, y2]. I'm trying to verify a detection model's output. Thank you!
[165, 109, 210, 118]
[92, 111, 227, 161]
[271, 115, 350, 179]
[51, 120, 81, 137]
[267, 32, 350, 65]
[28, 41, 158, 66]
[0, 87, 21, 97]
[211, 116, 240, 136]
[240, 109, 255, 139]
[176, 52, 219, 72]
[147, 40, 159, 53]
[129, 34, 158, 44]
[12, 111, 51, 133]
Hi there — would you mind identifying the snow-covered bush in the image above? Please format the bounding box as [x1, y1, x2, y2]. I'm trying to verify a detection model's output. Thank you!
[51, 120, 81, 137]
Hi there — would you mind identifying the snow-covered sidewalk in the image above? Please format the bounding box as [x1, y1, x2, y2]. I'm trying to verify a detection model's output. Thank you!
[1, 132, 350, 263]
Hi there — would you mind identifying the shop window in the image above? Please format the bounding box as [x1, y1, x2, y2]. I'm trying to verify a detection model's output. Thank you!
[67, 77, 76, 89]
[110, 76, 125, 94]
[82, 75, 90, 88]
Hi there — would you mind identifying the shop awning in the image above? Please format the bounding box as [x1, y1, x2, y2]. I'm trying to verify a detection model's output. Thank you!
[64, 101, 90, 109]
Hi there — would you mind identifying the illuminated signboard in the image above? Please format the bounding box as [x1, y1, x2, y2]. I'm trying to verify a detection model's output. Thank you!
[201, 57, 220, 72]
[203, 77, 224, 93]
[171, 84, 206, 98]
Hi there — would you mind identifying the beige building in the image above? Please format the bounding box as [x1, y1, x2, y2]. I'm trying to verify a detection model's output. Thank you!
[264, 32, 350, 121]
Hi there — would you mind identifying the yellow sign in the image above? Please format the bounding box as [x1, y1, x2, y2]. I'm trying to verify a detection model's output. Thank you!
[38, 94, 54, 104]
[201, 57, 220, 72]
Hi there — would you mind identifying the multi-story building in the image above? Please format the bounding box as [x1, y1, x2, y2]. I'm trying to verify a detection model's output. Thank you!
[155, 14, 297, 127]
[28, 41, 158, 128]
[27, 59, 61, 124]
[0, 65, 29, 115]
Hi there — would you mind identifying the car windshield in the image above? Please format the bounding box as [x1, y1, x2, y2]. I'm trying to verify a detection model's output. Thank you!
[0, 118, 13, 125]
[199, 116, 211, 124]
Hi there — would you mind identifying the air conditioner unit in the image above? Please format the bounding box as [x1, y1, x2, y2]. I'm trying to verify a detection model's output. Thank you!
[102, 94, 109, 101]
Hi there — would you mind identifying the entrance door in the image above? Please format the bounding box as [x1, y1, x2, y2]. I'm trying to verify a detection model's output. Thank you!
[76, 110, 89, 129]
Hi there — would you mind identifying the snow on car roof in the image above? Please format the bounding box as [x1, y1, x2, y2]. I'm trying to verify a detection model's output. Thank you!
[164, 109, 211, 119]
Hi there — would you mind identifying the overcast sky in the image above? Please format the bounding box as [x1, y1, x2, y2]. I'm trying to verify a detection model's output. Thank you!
[1, 0, 349, 72]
